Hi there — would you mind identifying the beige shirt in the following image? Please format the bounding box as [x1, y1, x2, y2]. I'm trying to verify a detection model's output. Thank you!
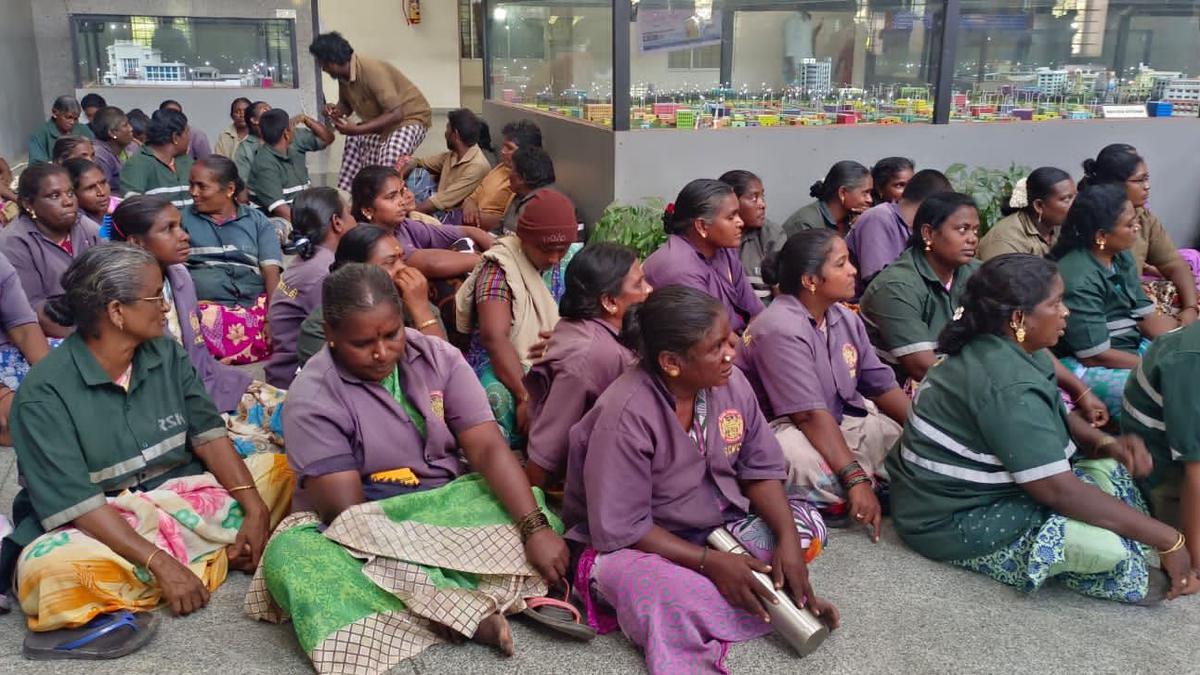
[415, 145, 492, 211]
[336, 54, 432, 136]
[977, 211, 1055, 261]
[1133, 207, 1182, 274]
[213, 124, 247, 159]
[467, 164, 516, 216]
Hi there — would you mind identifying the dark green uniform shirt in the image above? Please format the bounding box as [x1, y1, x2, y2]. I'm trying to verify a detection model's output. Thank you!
[28, 119, 94, 164]
[887, 335, 1076, 561]
[247, 128, 325, 214]
[1121, 323, 1200, 487]
[234, 135, 262, 183]
[8, 335, 226, 548]
[1054, 248, 1153, 359]
[121, 145, 195, 209]
[859, 247, 980, 376]
[781, 199, 836, 237]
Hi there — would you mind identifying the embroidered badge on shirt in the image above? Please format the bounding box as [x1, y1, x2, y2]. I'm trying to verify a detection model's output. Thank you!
[742, 331, 753, 348]
[430, 391, 445, 420]
[718, 409, 744, 456]
[842, 343, 858, 378]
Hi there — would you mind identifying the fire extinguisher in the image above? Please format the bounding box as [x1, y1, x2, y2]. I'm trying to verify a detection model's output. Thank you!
[404, 0, 421, 25]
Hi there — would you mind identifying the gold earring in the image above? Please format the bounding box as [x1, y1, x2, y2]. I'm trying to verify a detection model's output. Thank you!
[1097, 239, 1106, 251]
[666, 368, 680, 377]
[327, 341, 335, 349]
[806, 283, 817, 293]
[1010, 320, 1026, 343]
[924, 240, 932, 252]
[365, 213, 372, 222]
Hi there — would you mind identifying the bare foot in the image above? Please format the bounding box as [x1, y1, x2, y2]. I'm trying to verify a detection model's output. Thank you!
[472, 613, 514, 657]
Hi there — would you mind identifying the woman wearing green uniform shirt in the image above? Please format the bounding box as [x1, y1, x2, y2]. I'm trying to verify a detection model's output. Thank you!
[1050, 184, 1179, 418]
[4, 244, 293, 659]
[889, 253, 1195, 604]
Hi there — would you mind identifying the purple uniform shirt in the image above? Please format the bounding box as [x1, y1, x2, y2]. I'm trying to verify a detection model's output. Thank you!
[0, 250, 39, 350]
[844, 202, 910, 295]
[91, 140, 126, 194]
[395, 219, 469, 258]
[524, 318, 636, 476]
[737, 295, 897, 423]
[166, 265, 253, 412]
[642, 235, 764, 333]
[0, 214, 101, 314]
[563, 367, 788, 552]
[283, 329, 496, 511]
[265, 246, 334, 388]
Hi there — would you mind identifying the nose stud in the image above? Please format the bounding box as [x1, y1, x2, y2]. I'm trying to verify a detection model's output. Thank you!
[723, 354, 733, 364]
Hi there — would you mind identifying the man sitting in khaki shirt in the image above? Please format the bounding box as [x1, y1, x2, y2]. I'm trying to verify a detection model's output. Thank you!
[401, 109, 492, 215]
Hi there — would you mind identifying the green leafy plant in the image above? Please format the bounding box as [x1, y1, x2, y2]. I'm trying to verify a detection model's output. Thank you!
[589, 198, 669, 260]
[944, 163, 1031, 237]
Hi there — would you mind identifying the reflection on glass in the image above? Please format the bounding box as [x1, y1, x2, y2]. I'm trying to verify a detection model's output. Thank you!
[629, 1, 943, 128]
[72, 15, 297, 89]
[488, 1, 614, 127]
[952, 0, 1200, 120]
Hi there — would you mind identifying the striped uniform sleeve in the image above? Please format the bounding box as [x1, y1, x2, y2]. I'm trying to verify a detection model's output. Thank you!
[976, 384, 1073, 483]
[1061, 276, 1112, 358]
[860, 279, 938, 359]
[1161, 354, 1200, 462]
[10, 395, 106, 530]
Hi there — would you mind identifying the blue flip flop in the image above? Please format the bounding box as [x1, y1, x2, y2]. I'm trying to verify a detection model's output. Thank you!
[23, 610, 161, 661]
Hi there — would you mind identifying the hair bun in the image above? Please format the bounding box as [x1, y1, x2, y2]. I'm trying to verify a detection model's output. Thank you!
[43, 294, 76, 328]
[1081, 158, 1097, 177]
[808, 181, 825, 199]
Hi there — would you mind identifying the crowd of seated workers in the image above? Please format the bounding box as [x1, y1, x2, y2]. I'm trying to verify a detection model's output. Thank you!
[0, 35, 1198, 675]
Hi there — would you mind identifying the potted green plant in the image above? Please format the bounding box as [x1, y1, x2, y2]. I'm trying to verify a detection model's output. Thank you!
[943, 163, 1031, 237]
[589, 198, 669, 260]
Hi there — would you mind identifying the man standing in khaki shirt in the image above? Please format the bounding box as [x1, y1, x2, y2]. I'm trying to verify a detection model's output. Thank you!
[309, 32, 433, 190]
[401, 109, 492, 215]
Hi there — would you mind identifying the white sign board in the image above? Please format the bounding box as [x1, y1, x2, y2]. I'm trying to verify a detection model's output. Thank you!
[1100, 105, 1148, 119]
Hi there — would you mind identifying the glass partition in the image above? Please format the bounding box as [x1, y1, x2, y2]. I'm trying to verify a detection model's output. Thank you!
[71, 14, 297, 88]
[487, 0, 615, 127]
[952, 0, 1200, 120]
[629, 1, 945, 129]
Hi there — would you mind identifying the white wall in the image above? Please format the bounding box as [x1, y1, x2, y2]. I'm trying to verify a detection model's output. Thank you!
[0, 0, 45, 161]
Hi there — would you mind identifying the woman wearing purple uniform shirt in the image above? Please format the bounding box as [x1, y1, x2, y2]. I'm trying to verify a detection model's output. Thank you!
[523, 242, 651, 489]
[111, 196, 286, 455]
[642, 179, 764, 334]
[738, 229, 910, 535]
[564, 286, 837, 675]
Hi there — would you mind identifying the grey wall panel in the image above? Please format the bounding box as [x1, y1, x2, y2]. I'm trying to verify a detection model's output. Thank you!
[614, 119, 1200, 246]
[1, 0, 45, 161]
[484, 101, 615, 227]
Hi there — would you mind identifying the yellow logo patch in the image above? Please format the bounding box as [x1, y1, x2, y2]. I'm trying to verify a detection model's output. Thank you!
[718, 409, 744, 456]
[842, 343, 858, 378]
[430, 391, 445, 420]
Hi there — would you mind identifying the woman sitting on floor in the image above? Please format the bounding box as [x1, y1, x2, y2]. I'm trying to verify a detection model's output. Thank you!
[120, 108, 193, 209]
[0, 249, 50, 446]
[182, 156, 283, 364]
[89, 106, 137, 195]
[4, 244, 292, 660]
[720, 169, 786, 300]
[264, 187, 357, 388]
[782, 160, 873, 236]
[888, 253, 1194, 604]
[523, 242, 650, 489]
[1050, 183, 1178, 419]
[859, 192, 982, 384]
[1122, 320, 1200, 573]
[563, 286, 838, 674]
[738, 230, 910, 536]
[1081, 144, 1199, 322]
[250, 263, 571, 672]
[643, 179, 763, 334]
[456, 190, 579, 446]
[111, 196, 286, 456]
[294, 224, 446, 369]
[64, 158, 121, 239]
[0, 163, 101, 338]
[352, 165, 494, 280]
[978, 167, 1075, 261]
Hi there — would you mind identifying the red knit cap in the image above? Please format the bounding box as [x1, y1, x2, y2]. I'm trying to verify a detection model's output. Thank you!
[517, 190, 577, 246]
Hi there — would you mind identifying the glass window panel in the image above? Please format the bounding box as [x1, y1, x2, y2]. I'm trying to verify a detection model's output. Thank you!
[953, 1, 1200, 119]
[629, 1, 944, 129]
[72, 15, 297, 89]
[488, 1, 614, 127]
